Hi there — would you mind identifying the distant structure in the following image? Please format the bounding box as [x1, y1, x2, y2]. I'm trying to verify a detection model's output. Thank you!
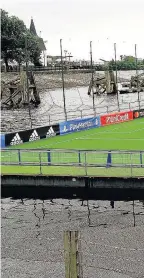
[29, 17, 47, 66]
[47, 54, 73, 67]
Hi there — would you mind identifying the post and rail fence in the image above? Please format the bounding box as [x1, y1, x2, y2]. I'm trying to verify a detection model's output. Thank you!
[1, 149, 144, 177]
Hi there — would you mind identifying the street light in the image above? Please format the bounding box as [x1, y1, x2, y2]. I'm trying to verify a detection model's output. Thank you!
[68, 52, 71, 62]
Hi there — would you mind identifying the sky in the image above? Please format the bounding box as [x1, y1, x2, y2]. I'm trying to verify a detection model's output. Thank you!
[1, 0, 144, 61]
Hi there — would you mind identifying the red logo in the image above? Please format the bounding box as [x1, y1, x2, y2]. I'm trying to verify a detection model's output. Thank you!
[101, 111, 133, 126]
[134, 112, 139, 118]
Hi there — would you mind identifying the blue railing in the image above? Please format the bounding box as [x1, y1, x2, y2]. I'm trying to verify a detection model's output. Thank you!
[1, 149, 144, 177]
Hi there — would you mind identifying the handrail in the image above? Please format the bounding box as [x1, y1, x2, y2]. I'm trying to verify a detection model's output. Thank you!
[1, 161, 144, 168]
[1, 149, 144, 154]
[1, 149, 144, 177]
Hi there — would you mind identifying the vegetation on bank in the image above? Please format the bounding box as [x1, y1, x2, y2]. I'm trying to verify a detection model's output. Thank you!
[71, 56, 144, 71]
[1, 9, 42, 71]
[108, 56, 144, 71]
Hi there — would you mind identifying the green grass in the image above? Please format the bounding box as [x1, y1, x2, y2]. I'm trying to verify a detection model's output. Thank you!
[1, 118, 144, 177]
[7, 118, 144, 150]
[1, 165, 144, 177]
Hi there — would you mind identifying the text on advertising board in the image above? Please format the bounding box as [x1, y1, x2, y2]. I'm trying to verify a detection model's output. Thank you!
[100, 111, 133, 126]
[5, 124, 60, 146]
[60, 116, 100, 135]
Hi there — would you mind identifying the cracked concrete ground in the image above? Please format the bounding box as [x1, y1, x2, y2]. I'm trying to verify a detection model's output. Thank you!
[1, 199, 144, 278]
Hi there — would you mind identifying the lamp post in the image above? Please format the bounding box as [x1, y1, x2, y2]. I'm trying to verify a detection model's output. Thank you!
[68, 52, 71, 62]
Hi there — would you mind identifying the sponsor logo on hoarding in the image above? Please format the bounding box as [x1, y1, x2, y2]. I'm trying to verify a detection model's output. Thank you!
[60, 116, 100, 135]
[46, 127, 56, 137]
[29, 130, 40, 141]
[134, 111, 139, 118]
[5, 123, 60, 147]
[133, 109, 144, 119]
[106, 113, 129, 124]
[10, 133, 23, 145]
[63, 126, 68, 133]
[69, 120, 94, 131]
[95, 118, 98, 125]
[101, 111, 133, 126]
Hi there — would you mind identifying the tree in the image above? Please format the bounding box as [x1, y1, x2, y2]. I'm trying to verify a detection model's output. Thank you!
[1, 9, 42, 70]
[11, 32, 42, 68]
[26, 33, 42, 66]
[1, 9, 27, 70]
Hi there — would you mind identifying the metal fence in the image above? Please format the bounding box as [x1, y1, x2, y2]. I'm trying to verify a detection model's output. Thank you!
[44, 99, 144, 126]
[1, 149, 144, 177]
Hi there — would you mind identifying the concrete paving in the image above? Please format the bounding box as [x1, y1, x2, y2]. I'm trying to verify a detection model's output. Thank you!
[2, 198, 144, 278]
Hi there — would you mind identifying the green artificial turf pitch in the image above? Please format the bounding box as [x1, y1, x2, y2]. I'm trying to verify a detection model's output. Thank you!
[1, 118, 144, 177]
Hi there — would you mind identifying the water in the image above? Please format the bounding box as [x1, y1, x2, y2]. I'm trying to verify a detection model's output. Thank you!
[1, 86, 144, 132]
[2, 198, 144, 277]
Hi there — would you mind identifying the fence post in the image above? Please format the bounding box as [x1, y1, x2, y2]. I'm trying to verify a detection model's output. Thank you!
[106, 151, 112, 168]
[78, 151, 81, 165]
[48, 150, 51, 165]
[93, 106, 96, 117]
[64, 231, 81, 278]
[39, 152, 42, 175]
[118, 101, 120, 112]
[18, 149, 21, 164]
[85, 152, 87, 176]
[130, 152, 133, 177]
[140, 151, 143, 168]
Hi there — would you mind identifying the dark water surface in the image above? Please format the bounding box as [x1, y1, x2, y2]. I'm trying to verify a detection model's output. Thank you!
[2, 198, 144, 278]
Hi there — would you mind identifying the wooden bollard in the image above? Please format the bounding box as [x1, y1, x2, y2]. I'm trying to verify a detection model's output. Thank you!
[64, 231, 83, 278]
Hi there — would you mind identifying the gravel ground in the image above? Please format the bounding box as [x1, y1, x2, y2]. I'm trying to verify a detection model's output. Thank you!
[2, 198, 144, 278]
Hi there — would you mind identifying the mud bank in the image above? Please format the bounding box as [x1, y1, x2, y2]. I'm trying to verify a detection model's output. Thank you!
[1, 72, 99, 98]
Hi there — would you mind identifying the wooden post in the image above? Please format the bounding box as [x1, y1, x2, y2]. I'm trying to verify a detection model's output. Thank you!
[64, 231, 70, 278]
[9, 87, 14, 106]
[20, 69, 27, 103]
[105, 67, 111, 93]
[64, 231, 83, 278]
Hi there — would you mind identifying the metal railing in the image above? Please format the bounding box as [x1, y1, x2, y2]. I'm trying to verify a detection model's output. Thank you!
[35, 99, 144, 126]
[1, 149, 144, 177]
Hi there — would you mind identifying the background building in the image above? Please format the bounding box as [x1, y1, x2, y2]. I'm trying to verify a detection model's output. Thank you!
[30, 18, 47, 66]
